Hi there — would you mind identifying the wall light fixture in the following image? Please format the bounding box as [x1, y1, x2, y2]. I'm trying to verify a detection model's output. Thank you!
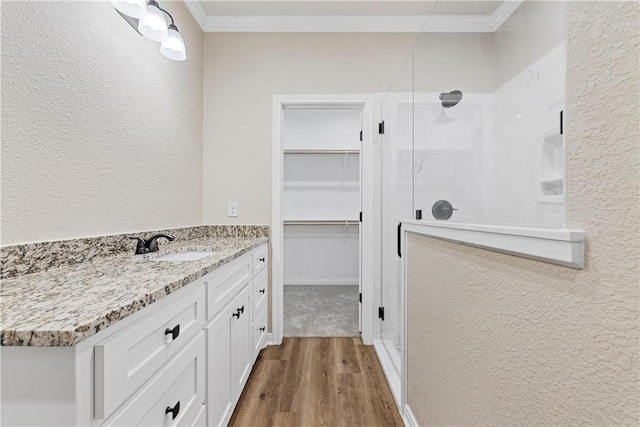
[111, 0, 187, 61]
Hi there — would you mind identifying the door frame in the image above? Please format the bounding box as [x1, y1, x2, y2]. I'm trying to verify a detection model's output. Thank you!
[271, 94, 375, 345]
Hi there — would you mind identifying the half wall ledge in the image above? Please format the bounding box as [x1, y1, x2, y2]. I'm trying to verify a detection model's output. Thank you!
[401, 220, 585, 269]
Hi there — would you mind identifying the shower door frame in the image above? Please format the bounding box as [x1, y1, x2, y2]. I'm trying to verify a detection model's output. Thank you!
[271, 94, 376, 346]
[375, 91, 413, 414]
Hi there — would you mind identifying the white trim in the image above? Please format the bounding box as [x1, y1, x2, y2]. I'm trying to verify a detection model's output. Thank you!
[402, 220, 585, 269]
[272, 95, 375, 346]
[403, 405, 419, 427]
[272, 97, 284, 346]
[283, 279, 359, 286]
[183, 1, 207, 30]
[401, 229, 409, 423]
[489, 1, 524, 31]
[373, 340, 402, 410]
[359, 95, 375, 346]
[204, 15, 427, 33]
[187, 1, 523, 33]
[265, 333, 273, 347]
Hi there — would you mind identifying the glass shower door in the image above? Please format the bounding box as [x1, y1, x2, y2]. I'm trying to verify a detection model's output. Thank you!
[378, 48, 414, 399]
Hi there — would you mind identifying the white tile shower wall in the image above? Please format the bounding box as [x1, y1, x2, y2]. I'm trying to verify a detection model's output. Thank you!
[493, 43, 566, 228]
[411, 94, 494, 223]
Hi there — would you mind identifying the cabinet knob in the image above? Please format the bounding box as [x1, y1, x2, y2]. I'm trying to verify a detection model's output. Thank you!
[259, 289, 265, 294]
[238, 305, 245, 314]
[259, 257, 265, 262]
[164, 324, 180, 341]
[165, 401, 180, 420]
[232, 311, 240, 319]
[260, 326, 265, 332]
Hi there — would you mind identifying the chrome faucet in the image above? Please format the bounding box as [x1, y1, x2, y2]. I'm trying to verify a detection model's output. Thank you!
[129, 233, 175, 254]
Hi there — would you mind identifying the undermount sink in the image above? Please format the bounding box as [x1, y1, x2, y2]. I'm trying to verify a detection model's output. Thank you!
[154, 251, 216, 261]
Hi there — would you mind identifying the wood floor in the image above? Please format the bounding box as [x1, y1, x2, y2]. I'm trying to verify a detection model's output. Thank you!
[229, 338, 404, 427]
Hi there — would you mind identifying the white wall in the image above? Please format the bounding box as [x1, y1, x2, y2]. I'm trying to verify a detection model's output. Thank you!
[202, 32, 418, 225]
[407, 2, 640, 424]
[1, 1, 204, 245]
[284, 225, 359, 285]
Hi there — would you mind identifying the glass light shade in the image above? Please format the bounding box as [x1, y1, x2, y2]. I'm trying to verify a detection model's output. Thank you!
[160, 28, 187, 61]
[111, 0, 147, 19]
[137, 2, 168, 42]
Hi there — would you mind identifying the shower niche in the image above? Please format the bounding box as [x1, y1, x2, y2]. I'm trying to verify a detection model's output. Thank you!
[537, 129, 564, 202]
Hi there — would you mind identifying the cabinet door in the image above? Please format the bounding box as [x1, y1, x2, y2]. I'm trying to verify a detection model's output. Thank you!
[95, 285, 206, 419]
[102, 333, 205, 427]
[232, 284, 254, 397]
[252, 268, 268, 321]
[206, 303, 235, 427]
[252, 304, 268, 360]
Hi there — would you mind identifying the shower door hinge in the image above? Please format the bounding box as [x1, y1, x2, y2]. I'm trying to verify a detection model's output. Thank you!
[378, 307, 385, 321]
[359, 293, 362, 303]
[359, 130, 363, 141]
[378, 121, 385, 135]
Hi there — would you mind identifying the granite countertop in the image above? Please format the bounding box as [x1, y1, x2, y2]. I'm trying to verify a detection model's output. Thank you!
[0, 236, 268, 346]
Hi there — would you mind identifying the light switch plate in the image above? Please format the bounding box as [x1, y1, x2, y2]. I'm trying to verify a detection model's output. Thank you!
[228, 202, 238, 217]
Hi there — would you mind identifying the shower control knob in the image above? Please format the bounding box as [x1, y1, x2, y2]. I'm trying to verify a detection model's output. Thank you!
[432, 200, 457, 220]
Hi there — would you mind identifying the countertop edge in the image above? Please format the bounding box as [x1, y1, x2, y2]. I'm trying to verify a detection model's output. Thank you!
[0, 237, 268, 347]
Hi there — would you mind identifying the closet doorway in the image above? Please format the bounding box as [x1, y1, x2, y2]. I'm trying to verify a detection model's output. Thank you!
[272, 95, 375, 345]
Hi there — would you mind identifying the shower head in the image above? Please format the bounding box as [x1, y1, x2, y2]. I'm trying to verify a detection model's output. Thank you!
[434, 108, 454, 124]
[439, 90, 463, 108]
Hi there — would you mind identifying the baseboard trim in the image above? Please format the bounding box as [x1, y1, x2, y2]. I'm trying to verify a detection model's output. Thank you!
[265, 333, 273, 346]
[404, 404, 419, 427]
[373, 340, 401, 410]
[284, 279, 359, 286]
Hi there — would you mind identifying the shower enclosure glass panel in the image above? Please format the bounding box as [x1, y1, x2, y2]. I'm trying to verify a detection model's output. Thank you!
[374, 0, 569, 410]
[379, 48, 414, 388]
[413, 0, 568, 228]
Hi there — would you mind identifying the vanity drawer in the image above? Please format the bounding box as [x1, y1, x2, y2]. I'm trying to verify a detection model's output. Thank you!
[252, 268, 268, 320]
[102, 332, 206, 427]
[95, 284, 205, 419]
[206, 255, 252, 320]
[252, 245, 268, 276]
[252, 304, 268, 360]
[192, 404, 206, 427]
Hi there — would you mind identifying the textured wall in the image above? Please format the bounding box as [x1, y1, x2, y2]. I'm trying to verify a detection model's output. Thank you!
[1, 1, 203, 244]
[407, 2, 639, 425]
[202, 32, 418, 225]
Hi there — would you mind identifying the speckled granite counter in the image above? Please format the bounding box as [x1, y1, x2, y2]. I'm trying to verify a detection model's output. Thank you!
[0, 227, 268, 346]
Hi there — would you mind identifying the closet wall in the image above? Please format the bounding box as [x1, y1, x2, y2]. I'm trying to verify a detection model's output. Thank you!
[282, 108, 361, 286]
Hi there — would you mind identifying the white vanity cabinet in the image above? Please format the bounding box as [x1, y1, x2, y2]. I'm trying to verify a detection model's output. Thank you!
[205, 246, 267, 427]
[252, 268, 269, 358]
[95, 285, 206, 419]
[0, 243, 269, 427]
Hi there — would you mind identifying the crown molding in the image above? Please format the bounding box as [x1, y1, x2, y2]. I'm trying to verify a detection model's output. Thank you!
[204, 15, 428, 32]
[186, 0, 523, 33]
[184, 1, 208, 29]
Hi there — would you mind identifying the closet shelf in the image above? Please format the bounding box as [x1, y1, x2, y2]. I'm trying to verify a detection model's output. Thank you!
[284, 220, 359, 225]
[284, 149, 360, 155]
[283, 182, 359, 188]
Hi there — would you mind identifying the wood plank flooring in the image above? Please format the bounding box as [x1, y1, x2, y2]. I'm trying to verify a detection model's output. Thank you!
[229, 338, 404, 427]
